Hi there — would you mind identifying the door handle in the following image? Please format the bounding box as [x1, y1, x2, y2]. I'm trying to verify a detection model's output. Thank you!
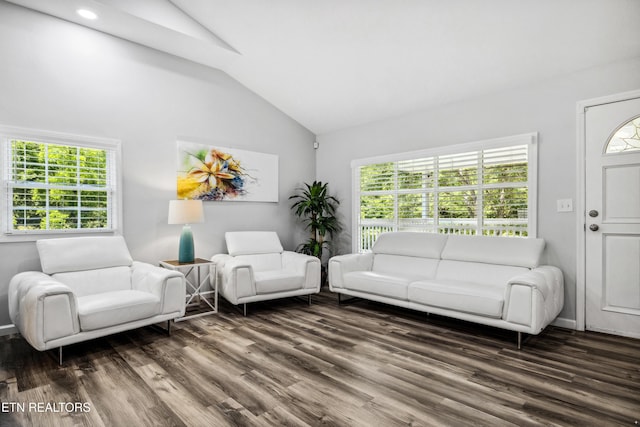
[589, 224, 599, 232]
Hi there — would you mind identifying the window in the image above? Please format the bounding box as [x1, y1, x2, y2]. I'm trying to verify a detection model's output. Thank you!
[605, 115, 640, 153]
[353, 133, 537, 252]
[1, 125, 121, 239]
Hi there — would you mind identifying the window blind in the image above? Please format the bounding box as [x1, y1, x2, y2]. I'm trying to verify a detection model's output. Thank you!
[354, 135, 535, 252]
[6, 139, 115, 233]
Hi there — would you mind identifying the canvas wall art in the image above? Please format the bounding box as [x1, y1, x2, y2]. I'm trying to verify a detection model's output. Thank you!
[177, 141, 279, 202]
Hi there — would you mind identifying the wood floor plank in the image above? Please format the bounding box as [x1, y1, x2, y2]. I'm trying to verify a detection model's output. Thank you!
[380, 362, 543, 426]
[254, 404, 312, 427]
[77, 353, 184, 427]
[1, 290, 638, 426]
[133, 362, 232, 427]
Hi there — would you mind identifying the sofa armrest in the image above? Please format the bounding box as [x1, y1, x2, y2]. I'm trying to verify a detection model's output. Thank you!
[507, 266, 563, 300]
[282, 251, 321, 290]
[210, 254, 233, 285]
[211, 254, 233, 266]
[504, 266, 564, 331]
[132, 262, 186, 315]
[212, 256, 256, 303]
[508, 269, 550, 300]
[328, 253, 374, 290]
[9, 272, 79, 351]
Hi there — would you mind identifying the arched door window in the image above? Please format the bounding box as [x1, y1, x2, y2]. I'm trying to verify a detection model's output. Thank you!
[605, 116, 640, 153]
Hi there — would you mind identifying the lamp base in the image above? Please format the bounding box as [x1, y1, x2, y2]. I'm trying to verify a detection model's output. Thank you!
[178, 224, 195, 263]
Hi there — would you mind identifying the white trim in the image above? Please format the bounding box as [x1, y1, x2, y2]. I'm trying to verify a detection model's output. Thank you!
[352, 165, 360, 253]
[575, 89, 640, 332]
[0, 124, 123, 242]
[0, 324, 17, 336]
[528, 137, 538, 238]
[0, 124, 120, 150]
[551, 317, 577, 330]
[350, 132, 537, 167]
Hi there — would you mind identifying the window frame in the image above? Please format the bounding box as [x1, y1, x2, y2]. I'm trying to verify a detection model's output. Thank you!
[351, 133, 538, 253]
[0, 125, 122, 242]
[604, 115, 640, 154]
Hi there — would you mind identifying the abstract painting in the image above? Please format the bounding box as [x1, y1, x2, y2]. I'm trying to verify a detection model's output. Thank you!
[177, 141, 278, 202]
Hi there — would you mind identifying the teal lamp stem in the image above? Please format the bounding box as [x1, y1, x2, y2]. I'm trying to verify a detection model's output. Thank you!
[178, 224, 195, 263]
[168, 200, 205, 264]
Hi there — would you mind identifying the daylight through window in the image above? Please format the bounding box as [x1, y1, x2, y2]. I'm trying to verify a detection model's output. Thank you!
[1, 127, 120, 236]
[353, 134, 537, 252]
[605, 116, 640, 153]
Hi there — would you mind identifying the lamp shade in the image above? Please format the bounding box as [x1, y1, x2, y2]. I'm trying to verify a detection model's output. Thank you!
[168, 199, 204, 225]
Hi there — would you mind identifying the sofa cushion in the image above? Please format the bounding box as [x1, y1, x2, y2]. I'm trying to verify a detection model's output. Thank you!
[343, 271, 410, 300]
[53, 266, 132, 297]
[254, 270, 304, 294]
[372, 232, 448, 259]
[409, 280, 505, 318]
[441, 235, 545, 268]
[372, 254, 439, 281]
[436, 260, 529, 287]
[37, 236, 133, 274]
[77, 290, 160, 331]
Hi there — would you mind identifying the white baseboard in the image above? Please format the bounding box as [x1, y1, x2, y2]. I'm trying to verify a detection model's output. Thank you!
[0, 324, 17, 336]
[551, 317, 576, 330]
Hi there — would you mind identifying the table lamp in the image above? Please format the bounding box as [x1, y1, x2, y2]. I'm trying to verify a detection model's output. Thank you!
[168, 199, 204, 263]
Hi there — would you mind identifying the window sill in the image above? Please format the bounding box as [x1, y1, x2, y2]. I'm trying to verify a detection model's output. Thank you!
[0, 229, 119, 243]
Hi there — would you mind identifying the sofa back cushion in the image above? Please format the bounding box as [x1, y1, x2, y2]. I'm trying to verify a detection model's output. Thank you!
[372, 232, 448, 259]
[373, 254, 439, 281]
[234, 254, 283, 272]
[441, 235, 545, 268]
[225, 231, 283, 256]
[436, 260, 529, 287]
[53, 266, 132, 297]
[37, 236, 133, 274]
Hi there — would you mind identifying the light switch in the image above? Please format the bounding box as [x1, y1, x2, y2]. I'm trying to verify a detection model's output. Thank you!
[557, 199, 573, 212]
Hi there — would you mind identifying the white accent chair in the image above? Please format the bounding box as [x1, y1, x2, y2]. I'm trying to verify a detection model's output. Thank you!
[8, 236, 185, 363]
[211, 231, 321, 315]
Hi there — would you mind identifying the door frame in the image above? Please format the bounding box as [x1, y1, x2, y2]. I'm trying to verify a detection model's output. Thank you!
[576, 89, 640, 332]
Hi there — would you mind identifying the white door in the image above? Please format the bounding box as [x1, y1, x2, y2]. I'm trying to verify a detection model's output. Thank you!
[585, 96, 640, 338]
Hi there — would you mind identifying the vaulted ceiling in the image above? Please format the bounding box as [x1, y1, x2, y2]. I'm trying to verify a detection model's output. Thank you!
[6, 0, 640, 134]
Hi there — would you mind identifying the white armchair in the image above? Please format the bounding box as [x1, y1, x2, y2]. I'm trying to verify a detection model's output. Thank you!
[8, 236, 185, 362]
[211, 231, 321, 315]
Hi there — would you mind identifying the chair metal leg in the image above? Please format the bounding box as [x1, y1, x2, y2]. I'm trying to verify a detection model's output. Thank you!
[167, 320, 172, 336]
[517, 332, 522, 350]
[243, 303, 247, 317]
[59, 347, 63, 366]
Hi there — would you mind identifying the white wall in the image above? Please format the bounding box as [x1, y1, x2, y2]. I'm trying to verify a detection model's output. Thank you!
[316, 57, 640, 322]
[0, 3, 316, 326]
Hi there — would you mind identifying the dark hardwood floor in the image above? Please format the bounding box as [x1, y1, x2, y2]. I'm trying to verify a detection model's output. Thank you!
[1, 290, 639, 426]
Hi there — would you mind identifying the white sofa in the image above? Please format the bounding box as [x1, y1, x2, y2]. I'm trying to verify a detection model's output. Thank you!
[8, 236, 186, 361]
[329, 232, 563, 347]
[211, 231, 321, 315]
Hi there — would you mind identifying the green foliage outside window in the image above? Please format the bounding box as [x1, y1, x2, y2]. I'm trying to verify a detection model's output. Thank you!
[10, 140, 109, 231]
[357, 146, 529, 250]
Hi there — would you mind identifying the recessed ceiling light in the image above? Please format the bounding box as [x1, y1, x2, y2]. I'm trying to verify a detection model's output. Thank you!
[77, 9, 98, 20]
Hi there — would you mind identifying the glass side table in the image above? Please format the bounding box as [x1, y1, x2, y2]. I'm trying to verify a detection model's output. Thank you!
[159, 258, 217, 321]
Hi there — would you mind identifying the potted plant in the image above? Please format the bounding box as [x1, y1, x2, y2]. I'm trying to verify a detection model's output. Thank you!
[289, 181, 340, 282]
